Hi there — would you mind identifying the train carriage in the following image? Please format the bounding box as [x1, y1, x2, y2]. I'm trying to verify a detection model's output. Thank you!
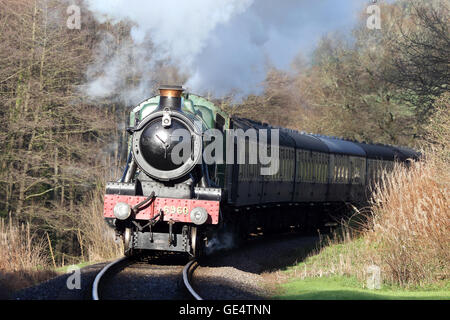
[103, 85, 420, 257]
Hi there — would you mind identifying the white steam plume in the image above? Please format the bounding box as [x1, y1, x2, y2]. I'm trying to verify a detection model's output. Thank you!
[83, 0, 364, 104]
[84, 0, 253, 103]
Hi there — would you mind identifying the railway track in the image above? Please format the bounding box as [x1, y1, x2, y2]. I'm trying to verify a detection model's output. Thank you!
[183, 259, 203, 300]
[92, 255, 203, 300]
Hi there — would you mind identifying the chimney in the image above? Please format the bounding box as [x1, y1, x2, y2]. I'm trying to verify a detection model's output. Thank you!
[159, 85, 184, 110]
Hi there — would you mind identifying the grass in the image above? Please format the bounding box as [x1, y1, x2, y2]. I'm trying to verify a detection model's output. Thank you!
[270, 225, 450, 300]
[276, 275, 450, 300]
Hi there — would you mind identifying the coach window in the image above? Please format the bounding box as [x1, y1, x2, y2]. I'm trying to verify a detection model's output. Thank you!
[306, 151, 309, 181]
[345, 158, 350, 183]
[284, 149, 288, 180]
[290, 150, 294, 180]
[300, 151, 304, 181]
[307, 152, 310, 181]
[318, 154, 322, 182]
[311, 153, 315, 182]
[320, 154, 325, 183]
[345, 159, 350, 183]
[338, 157, 341, 181]
[280, 151, 284, 180]
[299, 150, 304, 181]
[287, 150, 292, 181]
[306, 153, 310, 182]
[317, 154, 320, 182]
[335, 157, 340, 182]
[314, 153, 319, 182]
[333, 162, 338, 182]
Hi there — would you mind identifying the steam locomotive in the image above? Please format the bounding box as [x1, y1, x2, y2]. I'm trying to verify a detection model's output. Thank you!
[103, 85, 419, 257]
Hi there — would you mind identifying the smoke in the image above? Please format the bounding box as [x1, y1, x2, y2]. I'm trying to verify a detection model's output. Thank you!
[83, 0, 365, 103]
[84, 32, 159, 104]
[206, 231, 236, 255]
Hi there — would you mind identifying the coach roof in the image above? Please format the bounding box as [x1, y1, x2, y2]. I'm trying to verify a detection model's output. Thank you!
[389, 145, 421, 161]
[353, 142, 397, 160]
[311, 135, 366, 157]
[231, 117, 295, 148]
[282, 129, 329, 153]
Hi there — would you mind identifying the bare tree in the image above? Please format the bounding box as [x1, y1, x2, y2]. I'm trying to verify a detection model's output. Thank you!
[383, 0, 449, 126]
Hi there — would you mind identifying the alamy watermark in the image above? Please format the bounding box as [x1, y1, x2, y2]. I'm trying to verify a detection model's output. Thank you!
[366, 264, 381, 289]
[66, 265, 81, 290]
[367, 0, 381, 30]
[143, 125, 281, 176]
[66, 4, 81, 30]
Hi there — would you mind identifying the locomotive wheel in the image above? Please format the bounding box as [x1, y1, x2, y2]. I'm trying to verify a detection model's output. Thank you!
[190, 226, 204, 258]
[123, 227, 134, 257]
[191, 226, 198, 257]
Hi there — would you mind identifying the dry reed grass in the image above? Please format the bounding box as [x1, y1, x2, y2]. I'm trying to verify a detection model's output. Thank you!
[78, 185, 123, 262]
[0, 217, 49, 273]
[0, 217, 57, 294]
[366, 155, 449, 286]
[0, 183, 123, 296]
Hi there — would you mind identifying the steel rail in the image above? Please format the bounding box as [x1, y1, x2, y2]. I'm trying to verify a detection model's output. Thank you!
[92, 256, 129, 300]
[183, 259, 203, 300]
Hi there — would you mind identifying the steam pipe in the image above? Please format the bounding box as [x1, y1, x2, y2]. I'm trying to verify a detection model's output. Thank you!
[202, 161, 219, 188]
[124, 156, 137, 183]
[120, 150, 133, 182]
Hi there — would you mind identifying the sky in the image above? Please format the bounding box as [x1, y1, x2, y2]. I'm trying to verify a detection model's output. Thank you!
[84, 0, 378, 103]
